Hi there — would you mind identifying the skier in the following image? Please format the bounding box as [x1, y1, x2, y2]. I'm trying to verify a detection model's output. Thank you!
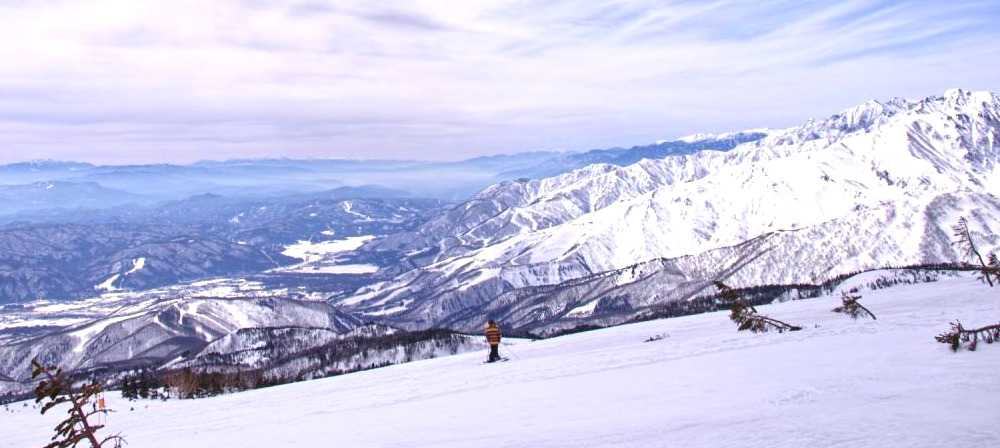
[485, 320, 502, 362]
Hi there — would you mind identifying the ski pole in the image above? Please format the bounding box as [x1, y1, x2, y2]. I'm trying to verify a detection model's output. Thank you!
[501, 343, 519, 360]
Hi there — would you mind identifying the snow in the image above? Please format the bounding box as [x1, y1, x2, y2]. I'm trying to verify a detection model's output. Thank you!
[565, 299, 599, 317]
[280, 236, 374, 262]
[342, 201, 372, 220]
[5, 275, 998, 447]
[69, 312, 142, 353]
[31, 302, 88, 313]
[126, 258, 146, 275]
[94, 274, 120, 291]
[274, 236, 377, 275]
[677, 133, 715, 143]
[298, 264, 379, 274]
[189, 279, 228, 287]
[194, 285, 241, 298]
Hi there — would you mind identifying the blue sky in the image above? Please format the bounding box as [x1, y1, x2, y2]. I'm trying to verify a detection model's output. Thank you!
[0, 0, 997, 164]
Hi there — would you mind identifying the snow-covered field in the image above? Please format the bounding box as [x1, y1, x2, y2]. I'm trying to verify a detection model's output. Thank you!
[274, 235, 378, 274]
[4, 274, 999, 447]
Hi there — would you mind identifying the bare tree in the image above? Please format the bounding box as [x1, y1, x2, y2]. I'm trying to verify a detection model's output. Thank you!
[238, 369, 262, 391]
[164, 368, 199, 399]
[953, 217, 1000, 286]
[30, 360, 126, 448]
[935, 321, 1000, 352]
[832, 292, 877, 320]
[715, 282, 802, 333]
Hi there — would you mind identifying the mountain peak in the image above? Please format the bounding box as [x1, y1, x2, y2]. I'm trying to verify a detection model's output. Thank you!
[928, 88, 1000, 110]
[677, 133, 716, 143]
[943, 87, 969, 103]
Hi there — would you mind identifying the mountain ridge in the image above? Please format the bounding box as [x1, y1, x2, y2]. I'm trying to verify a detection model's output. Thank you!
[344, 88, 1000, 330]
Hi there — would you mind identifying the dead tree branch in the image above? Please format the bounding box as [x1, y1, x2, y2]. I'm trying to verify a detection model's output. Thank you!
[832, 292, 877, 320]
[935, 321, 1000, 352]
[715, 281, 802, 333]
[953, 217, 1000, 286]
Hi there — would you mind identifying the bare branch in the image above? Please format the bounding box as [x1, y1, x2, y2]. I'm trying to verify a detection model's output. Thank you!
[953, 217, 996, 287]
[936, 321, 1000, 351]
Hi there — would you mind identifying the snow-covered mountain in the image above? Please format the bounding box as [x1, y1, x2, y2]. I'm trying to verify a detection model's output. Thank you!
[347, 89, 1000, 330]
[0, 295, 362, 394]
[5, 274, 998, 447]
[170, 325, 487, 382]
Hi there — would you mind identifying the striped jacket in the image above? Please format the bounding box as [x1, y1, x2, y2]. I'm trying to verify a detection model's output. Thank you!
[485, 324, 502, 346]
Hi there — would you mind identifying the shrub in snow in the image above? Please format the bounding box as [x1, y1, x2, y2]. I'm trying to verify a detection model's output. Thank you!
[831, 292, 877, 320]
[715, 282, 802, 333]
[30, 360, 126, 448]
[644, 334, 666, 342]
[935, 321, 1000, 352]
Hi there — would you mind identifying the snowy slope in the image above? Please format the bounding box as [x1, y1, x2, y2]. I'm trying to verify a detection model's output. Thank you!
[4, 274, 999, 447]
[346, 89, 1000, 328]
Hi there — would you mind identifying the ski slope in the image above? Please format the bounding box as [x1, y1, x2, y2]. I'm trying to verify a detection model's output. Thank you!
[4, 274, 999, 447]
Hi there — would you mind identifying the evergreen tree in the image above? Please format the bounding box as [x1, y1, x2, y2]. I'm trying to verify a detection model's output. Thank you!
[832, 292, 877, 320]
[30, 360, 126, 448]
[715, 281, 802, 333]
[121, 376, 137, 401]
[137, 372, 150, 399]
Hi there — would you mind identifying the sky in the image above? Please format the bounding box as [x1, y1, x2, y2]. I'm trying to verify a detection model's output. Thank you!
[0, 0, 997, 165]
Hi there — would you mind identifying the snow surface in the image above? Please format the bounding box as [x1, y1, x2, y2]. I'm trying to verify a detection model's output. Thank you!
[92, 258, 146, 292]
[299, 264, 379, 274]
[280, 236, 374, 262]
[565, 299, 599, 317]
[125, 257, 146, 275]
[94, 274, 120, 292]
[4, 275, 999, 447]
[276, 235, 377, 274]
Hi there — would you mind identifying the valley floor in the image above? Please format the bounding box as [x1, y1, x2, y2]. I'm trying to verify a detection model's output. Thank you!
[3, 274, 999, 447]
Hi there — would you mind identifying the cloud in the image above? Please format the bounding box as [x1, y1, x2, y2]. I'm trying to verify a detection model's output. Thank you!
[0, 0, 997, 164]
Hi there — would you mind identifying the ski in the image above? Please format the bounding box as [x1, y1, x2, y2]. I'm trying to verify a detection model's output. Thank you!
[483, 357, 509, 364]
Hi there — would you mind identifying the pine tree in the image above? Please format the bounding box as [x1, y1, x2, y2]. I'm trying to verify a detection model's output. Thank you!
[137, 372, 150, 399]
[30, 360, 126, 448]
[715, 281, 802, 333]
[832, 292, 877, 320]
[120, 376, 137, 401]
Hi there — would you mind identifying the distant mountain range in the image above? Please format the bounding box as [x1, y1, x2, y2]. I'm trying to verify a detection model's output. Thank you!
[343, 88, 1000, 333]
[0, 133, 767, 215]
[0, 194, 445, 303]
